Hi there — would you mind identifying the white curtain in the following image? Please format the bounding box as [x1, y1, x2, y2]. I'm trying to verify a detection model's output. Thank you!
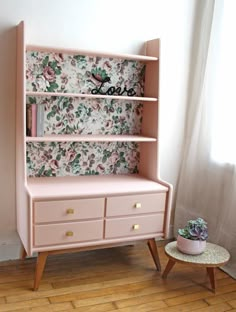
[174, 0, 236, 278]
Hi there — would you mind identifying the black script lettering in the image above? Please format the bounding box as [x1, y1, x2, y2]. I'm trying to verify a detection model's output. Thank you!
[91, 75, 136, 96]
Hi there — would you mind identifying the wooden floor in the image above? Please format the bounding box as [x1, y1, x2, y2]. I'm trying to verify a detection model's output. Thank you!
[0, 241, 235, 312]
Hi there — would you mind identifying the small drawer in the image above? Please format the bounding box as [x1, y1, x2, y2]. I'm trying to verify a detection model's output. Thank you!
[34, 198, 105, 223]
[106, 193, 166, 217]
[34, 220, 103, 246]
[105, 214, 164, 239]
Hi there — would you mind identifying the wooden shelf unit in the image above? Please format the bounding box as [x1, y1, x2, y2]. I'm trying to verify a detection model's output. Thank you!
[16, 21, 172, 290]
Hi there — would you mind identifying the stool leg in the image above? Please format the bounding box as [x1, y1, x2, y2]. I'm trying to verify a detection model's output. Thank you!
[147, 238, 161, 271]
[206, 267, 216, 292]
[162, 259, 176, 278]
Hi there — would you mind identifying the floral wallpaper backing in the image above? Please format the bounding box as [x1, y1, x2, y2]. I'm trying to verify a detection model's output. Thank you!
[26, 142, 140, 177]
[26, 50, 145, 177]
[26, 96, 143, 135]
[26, 51, 145, 96]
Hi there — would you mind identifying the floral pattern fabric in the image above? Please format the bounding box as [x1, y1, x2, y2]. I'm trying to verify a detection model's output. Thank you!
[26, 51, 145, 96]
[26, 50, 145, 177]
[26, 96, 143, 135]
[26, 142, 140, 177]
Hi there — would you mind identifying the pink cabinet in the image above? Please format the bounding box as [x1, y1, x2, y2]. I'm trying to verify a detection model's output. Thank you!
[16, 21, 172, 290]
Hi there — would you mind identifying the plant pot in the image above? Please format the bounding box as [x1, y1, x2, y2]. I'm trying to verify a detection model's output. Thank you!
[177, 235, 206, 255]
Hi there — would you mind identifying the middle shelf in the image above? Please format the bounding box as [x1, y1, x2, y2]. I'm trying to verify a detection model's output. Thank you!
[26, 91, 158, 102]
[26, 134, 157, 142]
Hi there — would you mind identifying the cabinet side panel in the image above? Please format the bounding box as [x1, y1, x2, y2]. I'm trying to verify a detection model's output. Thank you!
[139, 142, 158, 180]
[16, 22, 30, 254]
[144, 39, 159, 98]
[141, 39, 160, 180]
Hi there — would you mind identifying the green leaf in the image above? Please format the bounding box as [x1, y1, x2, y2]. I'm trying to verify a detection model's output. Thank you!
[42, 56, 49, 67]
[46, 82, 59, 92]
[54, 67, 61, 75]
[38, 165, 45, 177]
[28, 97, 37, 104]
[47, 111, 56, 120]
[44, 169, 53, 177]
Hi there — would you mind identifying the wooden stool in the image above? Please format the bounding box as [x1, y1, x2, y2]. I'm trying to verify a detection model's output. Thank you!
[162, 241, 230, 292]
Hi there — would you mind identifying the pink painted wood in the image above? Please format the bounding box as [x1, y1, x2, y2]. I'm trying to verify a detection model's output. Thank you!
[105, 213, 164, 239]
[26, 134, 157, 143]
[26, 44, 158, 61]
[106, 193, 166, 217]
[27, 175, 168, 200]
[34, 220, 103, 246]
[26, 91, 157, 102]
[16, 24, 173, 282]
[34, 198, 105, 223]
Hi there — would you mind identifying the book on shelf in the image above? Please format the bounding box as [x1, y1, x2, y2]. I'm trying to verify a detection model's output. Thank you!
[36, 104, 44, 137]
[26, 103, 44, 137]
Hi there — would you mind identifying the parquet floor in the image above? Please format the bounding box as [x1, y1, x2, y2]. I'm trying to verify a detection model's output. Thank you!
[0, 241, 235, 311]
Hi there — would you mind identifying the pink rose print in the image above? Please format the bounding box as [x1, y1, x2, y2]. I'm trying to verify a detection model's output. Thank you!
[66, 149, 77, 162]
[43, 66, 56, 82]
[49, 159, 59, 170]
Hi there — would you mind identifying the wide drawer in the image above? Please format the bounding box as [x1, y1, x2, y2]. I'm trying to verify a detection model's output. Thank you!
[105, 214, 164, 239]
[34, 220, 103, 246]
[106, 193, 166, 217]
[34, 198, 105, 223]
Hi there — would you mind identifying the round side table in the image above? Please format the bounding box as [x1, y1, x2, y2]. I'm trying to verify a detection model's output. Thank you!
[162, 241, 230, 292]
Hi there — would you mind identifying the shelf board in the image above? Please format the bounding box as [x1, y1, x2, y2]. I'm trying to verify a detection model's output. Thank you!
[26, 91, 157, 102]
[26, 135, 157, 143]
[26, 45, 158, 62]
[26, 174, 168, 199]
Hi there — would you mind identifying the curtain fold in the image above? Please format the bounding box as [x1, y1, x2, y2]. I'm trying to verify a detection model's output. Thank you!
[174, 0, 236, 278]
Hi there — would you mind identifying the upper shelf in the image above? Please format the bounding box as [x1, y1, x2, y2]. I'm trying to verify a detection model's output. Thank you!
[26, 45, 158, 62]
[26, 134, 157, 143]
[26, 91, 158, 102]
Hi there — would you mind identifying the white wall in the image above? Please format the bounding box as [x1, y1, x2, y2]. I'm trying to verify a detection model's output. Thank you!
[0, 0, 196, 260]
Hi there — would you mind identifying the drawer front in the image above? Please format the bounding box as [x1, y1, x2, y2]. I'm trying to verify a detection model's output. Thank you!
[106, 193, 166, 217]
[34, 198, 105, 223]
[105, 214, 164, 239]
[34, 220, 103, 246]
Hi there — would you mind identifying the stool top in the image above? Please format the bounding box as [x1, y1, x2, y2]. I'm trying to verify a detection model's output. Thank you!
[165, 241, 230, 267]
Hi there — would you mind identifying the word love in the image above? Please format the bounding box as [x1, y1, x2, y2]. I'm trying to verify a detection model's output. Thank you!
[91, 76, 136, 97]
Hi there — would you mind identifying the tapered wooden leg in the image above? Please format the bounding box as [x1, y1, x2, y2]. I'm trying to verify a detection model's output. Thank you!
[206, 267, 216, 292]
[20, 245, 27, 260]
[147, 238, 161, 271]
[162, 259, 176, 278]
[34, 252, 48, 291]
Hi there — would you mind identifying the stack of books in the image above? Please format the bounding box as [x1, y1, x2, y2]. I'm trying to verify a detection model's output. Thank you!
[26, 104, 44, 137]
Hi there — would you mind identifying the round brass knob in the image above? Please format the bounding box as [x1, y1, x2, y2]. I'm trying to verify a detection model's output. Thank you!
[133, 224, 140, 230]
[66, 208, 74, 214]
[135, 203, 141, 208]
[66, 231, 74, 237]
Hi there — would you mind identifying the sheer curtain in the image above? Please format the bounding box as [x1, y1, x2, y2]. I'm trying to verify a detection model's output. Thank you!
[174, 0, 236, 278]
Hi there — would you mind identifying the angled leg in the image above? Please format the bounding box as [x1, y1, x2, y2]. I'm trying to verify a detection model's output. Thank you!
[206, 267, 216, 293]
[162, 259, 176, 279]
[147, 238, 161, 271]
[34, 252, 48, 291]
[20, 245, 27, 260]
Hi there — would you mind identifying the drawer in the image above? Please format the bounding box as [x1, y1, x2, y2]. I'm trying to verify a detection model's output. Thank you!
[106, 193, 166, 217]
[34, 220, 103, 246]
[34, 198, 105, 223]
[105, 214, 164, 239]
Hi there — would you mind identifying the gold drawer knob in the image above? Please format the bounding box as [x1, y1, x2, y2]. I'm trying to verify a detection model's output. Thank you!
[133, 224, 140, 230]
[135, 203, 141, 208]
[66, 231, 74, 237]
[66, 208, 74, 214]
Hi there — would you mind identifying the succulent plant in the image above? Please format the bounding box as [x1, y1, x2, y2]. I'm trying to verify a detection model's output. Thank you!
[178, 218, 208, 241]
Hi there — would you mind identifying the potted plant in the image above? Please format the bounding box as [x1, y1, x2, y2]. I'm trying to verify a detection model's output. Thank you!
[177, 218, 208, 255]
